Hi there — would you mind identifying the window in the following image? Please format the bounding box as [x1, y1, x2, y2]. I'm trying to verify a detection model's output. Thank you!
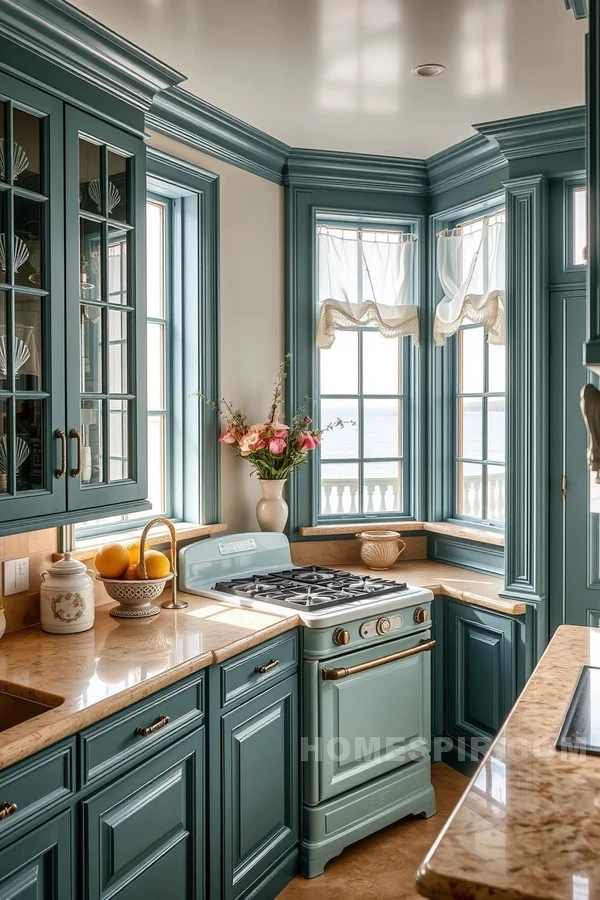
[317, 224, 411, 518]
[573, 186, 587, 266]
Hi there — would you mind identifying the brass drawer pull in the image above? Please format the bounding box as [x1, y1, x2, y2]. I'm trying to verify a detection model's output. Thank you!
[70, 428, 82, 477]
[135, 714, 170, 736]
[254, 659, 280, 674]
[0, 802, 17, 821]
[55, 429, 67, 479]
[322, 638, 436, 681]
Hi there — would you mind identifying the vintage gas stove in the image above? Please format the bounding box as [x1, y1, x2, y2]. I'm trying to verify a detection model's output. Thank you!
[180, 533, 436, 877]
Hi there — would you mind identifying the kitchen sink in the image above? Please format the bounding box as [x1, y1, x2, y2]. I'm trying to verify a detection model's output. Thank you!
[0, 683, 64, 732]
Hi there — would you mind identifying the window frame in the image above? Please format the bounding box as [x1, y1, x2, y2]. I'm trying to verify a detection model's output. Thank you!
[563, 175, 587, 273]
[75, 150, 220, 541]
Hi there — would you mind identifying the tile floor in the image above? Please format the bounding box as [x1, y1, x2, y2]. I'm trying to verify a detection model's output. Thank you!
[277, 763, 468, 900]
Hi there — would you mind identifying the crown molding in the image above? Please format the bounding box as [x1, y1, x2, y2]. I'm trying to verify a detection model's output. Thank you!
[475, 106, 585, 161]
[147, 87, 290, 185]
[426, 133, 506, 196]
[564, 0, 588, 19]
[284, 148, 429, 194]
[0, 0, 184, 112]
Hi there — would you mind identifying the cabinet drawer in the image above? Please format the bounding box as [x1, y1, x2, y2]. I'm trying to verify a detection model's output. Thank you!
[80, 672, 205, 786]
[221, 631, 298, 708]
[0, 740, 74, 841]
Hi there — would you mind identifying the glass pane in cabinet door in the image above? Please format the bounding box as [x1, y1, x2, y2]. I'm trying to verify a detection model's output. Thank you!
[14, 196, 43, 288]
[107, 151, 129, 223]
[108, 226, 128, 304]
[364, 461, 402, 513]
[81, 399, 103, 485]
[0, 399, 8, 493]
[0, 102, 5, 183]
[15, 294, 42, 391]
[80, 219, 102, 302]
[109, 400, 130, 481]
[80, 304, 103, 394]
[79, 140, 102, 215]
[0, 193, 5, 284]
[0, 292, 7, 391]
[108, 310, 129, 394]
[15, 398, 44, 492]
[12, 109, 41, 193]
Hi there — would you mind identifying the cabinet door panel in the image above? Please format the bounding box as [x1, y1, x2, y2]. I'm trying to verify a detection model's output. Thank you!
[447, 601, 516, 745]
[65, 106, 147, 512]
[83, 729, 204, 900]
[222, 677, 298, 900]
[0, 73, 66, 524]
[0, 810, 71, 899]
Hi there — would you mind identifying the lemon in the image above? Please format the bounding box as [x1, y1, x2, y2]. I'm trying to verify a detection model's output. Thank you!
[122, 565, 139, 581]
[137, 549, 170, 580]
[96, 543, 130, 579]
[126, 540, 141, 566]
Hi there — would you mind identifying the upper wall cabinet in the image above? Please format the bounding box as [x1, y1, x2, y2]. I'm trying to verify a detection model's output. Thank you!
[585, 4, 600, 372]
[0, 73, 148, 533]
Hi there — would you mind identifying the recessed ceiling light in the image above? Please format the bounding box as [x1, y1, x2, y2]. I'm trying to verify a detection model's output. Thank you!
[411, 63, 446, 78]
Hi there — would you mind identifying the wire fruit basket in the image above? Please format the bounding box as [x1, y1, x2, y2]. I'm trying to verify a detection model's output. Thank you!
[97, 518, 183, 619]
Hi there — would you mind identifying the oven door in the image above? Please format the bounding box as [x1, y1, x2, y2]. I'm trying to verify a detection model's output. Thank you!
[316, 632, 433, 804]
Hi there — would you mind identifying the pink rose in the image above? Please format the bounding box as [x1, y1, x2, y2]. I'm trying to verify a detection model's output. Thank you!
[297, 432, 320, 452]
[268, 437, 286, 455]
[219, 429, 236, 444]
[238, 430, 267, 456]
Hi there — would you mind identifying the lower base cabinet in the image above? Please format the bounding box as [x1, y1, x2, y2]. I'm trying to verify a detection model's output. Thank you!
[0, 810, 72, 899]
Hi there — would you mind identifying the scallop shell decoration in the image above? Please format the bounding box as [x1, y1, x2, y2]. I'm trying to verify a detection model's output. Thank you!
[0, 436, 30, 475]
[0, 234, 30, 275]
[88, 179, 121, 215]
[0, 140, 29, 183]
[0, 336, 31, 377]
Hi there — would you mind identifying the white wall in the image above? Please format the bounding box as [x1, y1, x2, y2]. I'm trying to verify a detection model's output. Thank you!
[148, 132, 285, 532]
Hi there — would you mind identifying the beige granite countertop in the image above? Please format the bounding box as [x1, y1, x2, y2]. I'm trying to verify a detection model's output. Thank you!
[416, 625, 600, 900]
[0, 589, 298, 772]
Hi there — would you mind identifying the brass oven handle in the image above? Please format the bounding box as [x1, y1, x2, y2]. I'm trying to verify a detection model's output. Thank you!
[135, 714, 170, 736]
[254, 659, 280, 674]
[70, 428, 82, 477]
[55, 429, 67, 478]
[0, 801, 17, 821]
[322, 639, 436, 681]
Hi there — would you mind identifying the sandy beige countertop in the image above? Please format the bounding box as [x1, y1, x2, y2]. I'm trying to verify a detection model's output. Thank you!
[416, 625, 600, 900]
[0, 589, 298, 772]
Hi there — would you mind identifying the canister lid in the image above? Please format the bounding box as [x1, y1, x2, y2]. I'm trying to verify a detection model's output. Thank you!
[46, 551, 87, 576]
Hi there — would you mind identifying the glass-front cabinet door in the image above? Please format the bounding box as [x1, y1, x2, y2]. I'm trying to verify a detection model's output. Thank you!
[0, 75, 66, 522]
[66, 109, 147, 512]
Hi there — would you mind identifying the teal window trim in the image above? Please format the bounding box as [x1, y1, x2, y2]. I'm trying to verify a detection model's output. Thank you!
[286, 185, 426, 539]
[77, 149, 219, 538]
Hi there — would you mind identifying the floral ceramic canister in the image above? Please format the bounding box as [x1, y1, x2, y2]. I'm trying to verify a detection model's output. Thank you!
[40, 552, 95, 634]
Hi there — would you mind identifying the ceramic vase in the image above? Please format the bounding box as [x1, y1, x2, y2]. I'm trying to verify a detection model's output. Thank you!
[256, 479, 288, 532]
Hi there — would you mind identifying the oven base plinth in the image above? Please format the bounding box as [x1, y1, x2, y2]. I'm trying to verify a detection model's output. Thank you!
[299, 756, 435, 878]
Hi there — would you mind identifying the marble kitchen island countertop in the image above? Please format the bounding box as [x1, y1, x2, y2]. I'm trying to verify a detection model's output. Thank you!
[416, 624, 600, 900]
[0, 589, 299, 772]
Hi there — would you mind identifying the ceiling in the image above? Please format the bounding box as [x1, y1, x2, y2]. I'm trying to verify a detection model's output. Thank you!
[69, 0, 587, 159]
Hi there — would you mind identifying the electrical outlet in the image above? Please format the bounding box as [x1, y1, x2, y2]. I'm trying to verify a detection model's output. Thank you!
[4, 557, 29, 596]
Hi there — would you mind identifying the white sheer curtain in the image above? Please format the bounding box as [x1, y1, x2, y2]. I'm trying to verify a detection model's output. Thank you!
[434, 213, 505, 346]
[317, 225, 419, 348]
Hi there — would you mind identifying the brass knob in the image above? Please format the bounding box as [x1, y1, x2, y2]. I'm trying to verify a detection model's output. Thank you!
[414, 607, 429, 624]
[376, 617, 391, 635]
[333, 628, 350, 646]
[0, 801, 17, 821]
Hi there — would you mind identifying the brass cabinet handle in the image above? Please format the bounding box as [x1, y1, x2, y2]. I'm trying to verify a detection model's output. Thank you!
[70, 428, 82, 477]
[254, 659, 280, 674]
[55, 429, 67, 479]
[135, 714, 170, 737]
[0, 802, 17, 821]
[322, 638, 436, 681]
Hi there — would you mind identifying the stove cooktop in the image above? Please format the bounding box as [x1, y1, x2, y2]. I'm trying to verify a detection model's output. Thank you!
[214, 566, 408, 611]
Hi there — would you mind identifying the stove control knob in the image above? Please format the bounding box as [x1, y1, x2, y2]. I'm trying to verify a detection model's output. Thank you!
[414, 607, 429, 624]
[333, 628, 350, 646]
[376, 617, 391, 635]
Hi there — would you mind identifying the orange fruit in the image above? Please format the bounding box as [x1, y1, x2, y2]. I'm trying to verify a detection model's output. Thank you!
[126, 541, 141, 566]
[96, 543, 130, 579]
[137, 549, 170, 580]
[122, 565, 138, 581]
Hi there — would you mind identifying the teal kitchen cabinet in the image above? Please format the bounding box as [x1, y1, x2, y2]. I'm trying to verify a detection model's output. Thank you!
[585, 1, 600, 372]
[0, 70, 148, 533]
[0, 810, 72, 899]
[82, 729, 204, 900]
[446, 599, 517, 749]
